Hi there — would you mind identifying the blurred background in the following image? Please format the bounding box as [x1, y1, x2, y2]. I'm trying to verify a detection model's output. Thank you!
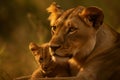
[0, 0, 120, 79]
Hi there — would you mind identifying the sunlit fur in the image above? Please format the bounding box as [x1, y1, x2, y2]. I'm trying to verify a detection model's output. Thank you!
[48, 3, 120, 80]
[47, 2, 63, 26]
[29, 42, 70, 80]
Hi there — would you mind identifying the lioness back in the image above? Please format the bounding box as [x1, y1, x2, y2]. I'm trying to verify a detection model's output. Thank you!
[47, 2, 120, 80]
[29, 42, 70, 79]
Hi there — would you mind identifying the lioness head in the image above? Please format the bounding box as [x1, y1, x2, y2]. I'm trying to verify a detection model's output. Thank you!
[48, 3, 104, 63]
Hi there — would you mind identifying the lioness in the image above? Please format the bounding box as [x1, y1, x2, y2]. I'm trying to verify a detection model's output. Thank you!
[29, 42, 70, 80]
[47, 2, 120, 80]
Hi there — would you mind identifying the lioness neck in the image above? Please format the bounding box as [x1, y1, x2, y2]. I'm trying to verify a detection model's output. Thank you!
[74, 24, 119, 66]
[93, 24, 119, 54]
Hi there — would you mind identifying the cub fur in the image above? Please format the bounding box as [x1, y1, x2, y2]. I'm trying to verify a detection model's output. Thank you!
[48, 2, 120, 80]
[29, 42, 70, 80]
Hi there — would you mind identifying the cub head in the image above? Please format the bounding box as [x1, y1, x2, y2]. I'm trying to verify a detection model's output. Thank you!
[48, 3, 104, 62]
[29, 42, 53, 71]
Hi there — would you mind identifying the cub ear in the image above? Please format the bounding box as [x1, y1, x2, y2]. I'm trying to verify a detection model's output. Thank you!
[46, 2, 64, 26]
[79, 6, 104, 29]
[29, 42, 41, 56]
[29, 42, 39, 52]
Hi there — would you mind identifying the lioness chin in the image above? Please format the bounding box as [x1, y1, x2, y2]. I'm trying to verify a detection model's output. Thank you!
[47, 2, 120, 80]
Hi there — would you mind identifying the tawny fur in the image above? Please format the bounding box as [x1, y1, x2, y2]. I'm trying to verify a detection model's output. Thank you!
[29, 42, 70, 80]
[48, 3, 120, 80]
[46, 2, 64, 26]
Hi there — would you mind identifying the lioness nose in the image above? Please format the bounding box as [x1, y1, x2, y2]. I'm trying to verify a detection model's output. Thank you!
[50, 44, 60, 52]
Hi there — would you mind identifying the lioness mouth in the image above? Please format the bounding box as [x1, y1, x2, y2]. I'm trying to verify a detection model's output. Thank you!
[53, 53, 72, 58]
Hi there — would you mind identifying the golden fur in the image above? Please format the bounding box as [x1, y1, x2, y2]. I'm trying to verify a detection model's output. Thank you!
[29, 42, 70, 80]
[46, 2, 63, 26]
[47, 2, 120, 80]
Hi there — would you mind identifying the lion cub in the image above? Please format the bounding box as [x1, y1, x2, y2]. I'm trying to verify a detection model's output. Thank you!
[29, 42, 70, 80]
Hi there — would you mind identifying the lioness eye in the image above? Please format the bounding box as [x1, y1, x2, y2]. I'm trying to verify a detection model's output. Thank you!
[68, 26, 77, 34]
[51, 26, 56, 31]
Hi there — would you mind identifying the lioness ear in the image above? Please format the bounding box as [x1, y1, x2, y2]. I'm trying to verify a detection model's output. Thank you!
[79, 6, 104, 29]
[47, 2, 64, 26]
